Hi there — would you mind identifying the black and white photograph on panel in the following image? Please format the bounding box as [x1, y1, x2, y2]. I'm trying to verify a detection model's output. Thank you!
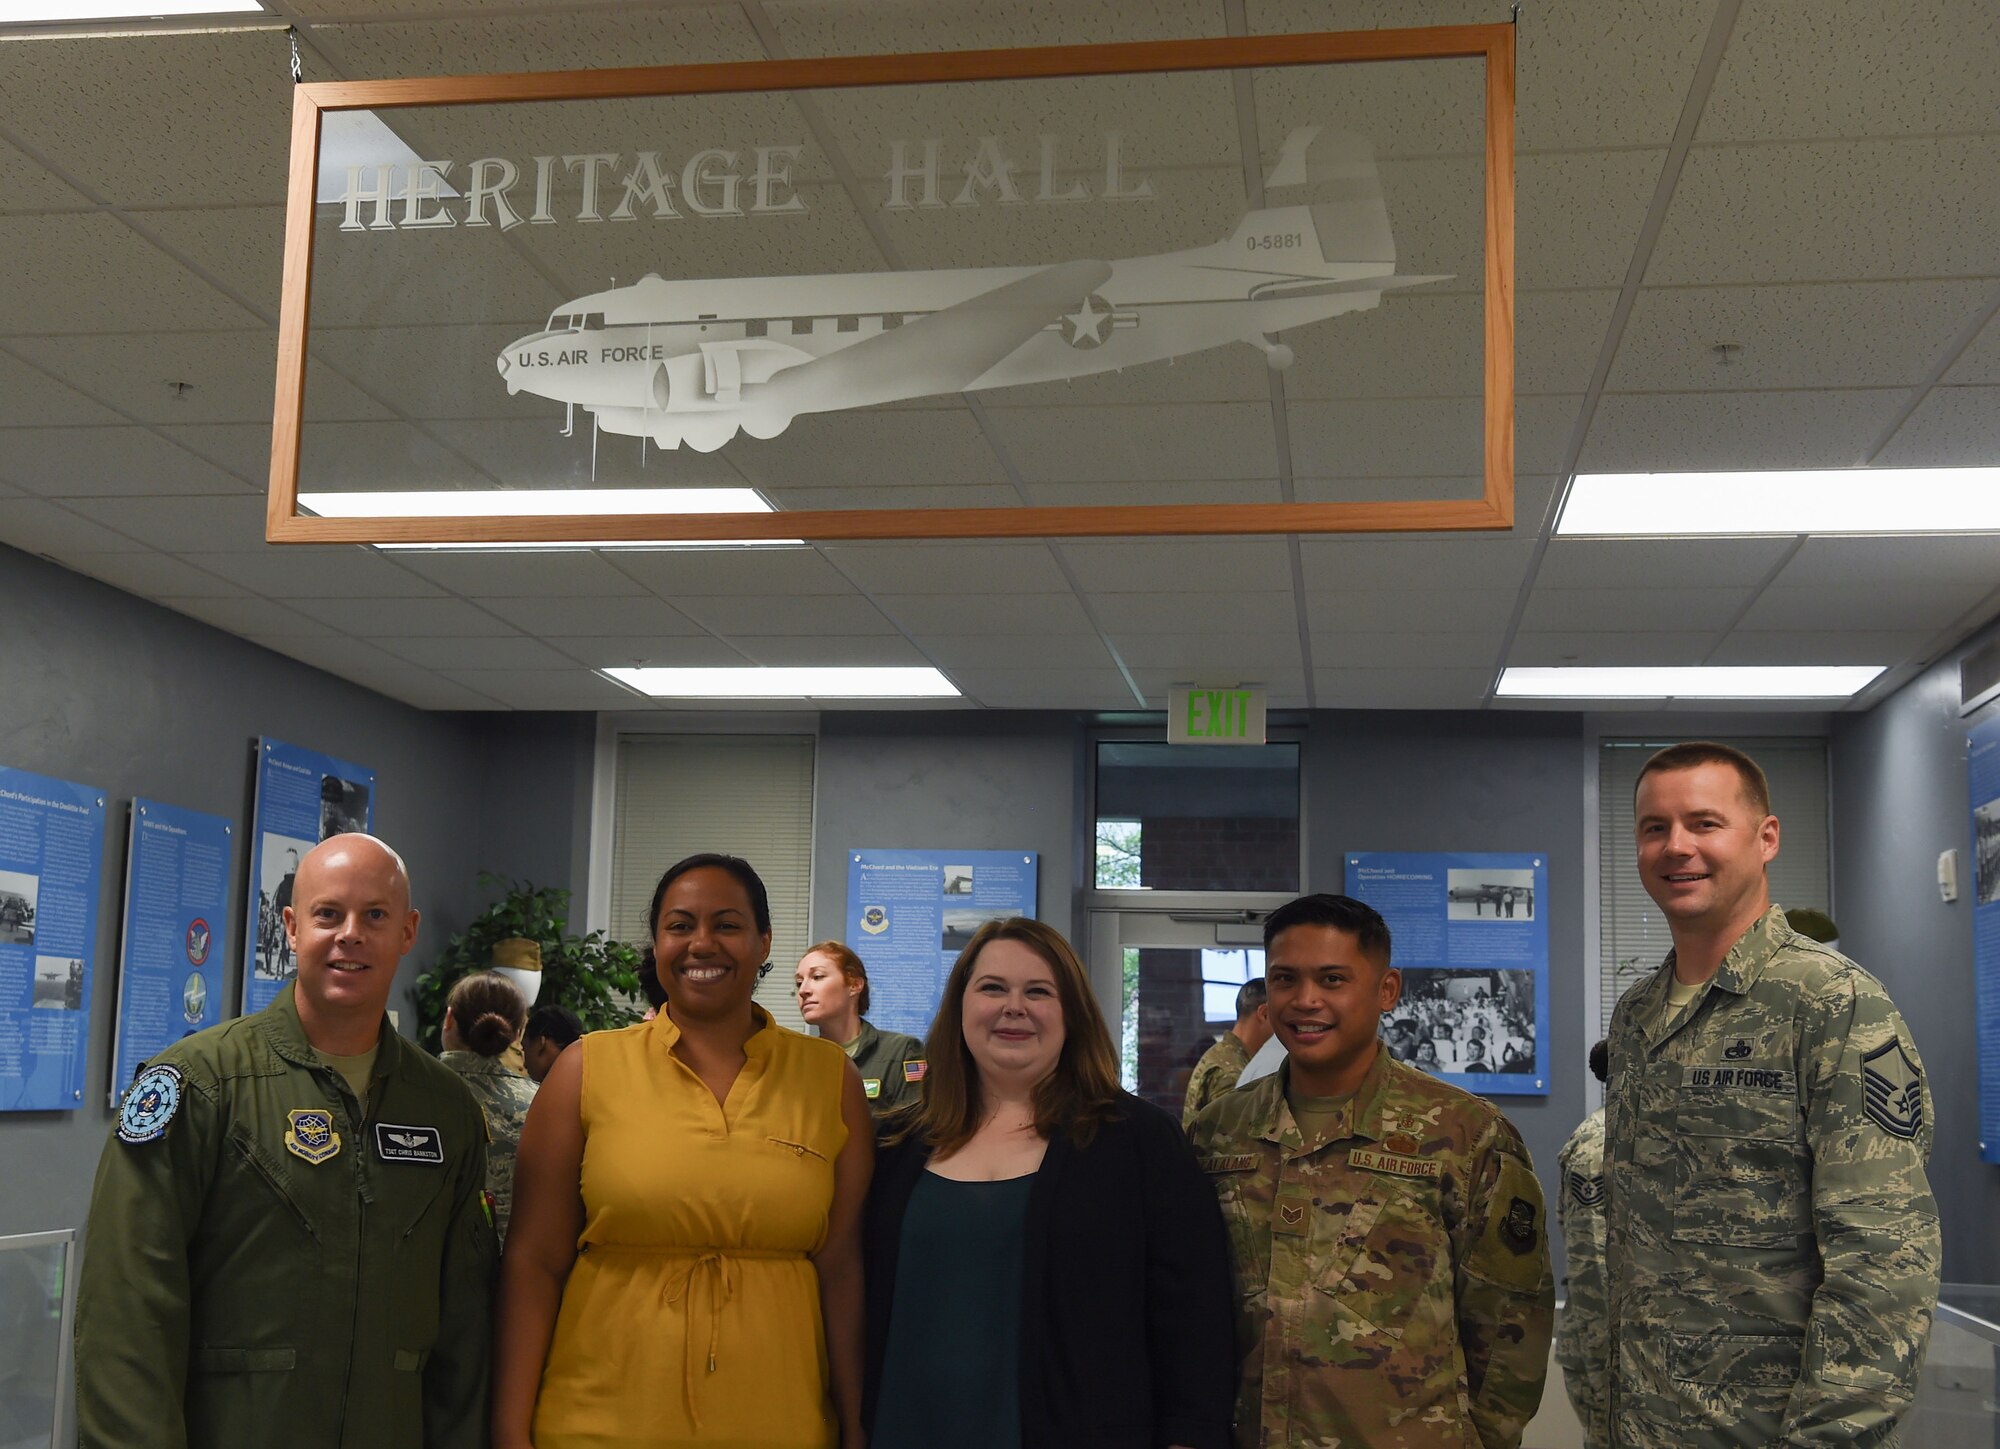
[942, 865, 975, 897]
[33, 956, 82, 1011]
[1382, 968, 1537, 1075]
[942, 908, 1011, 954]
[319, 775, 372, 841]
[1976, 798, 2000, 907]
[1445, 867, 1537, 921]
[254, 832, 316, 982]
[0, 868, 37, 946]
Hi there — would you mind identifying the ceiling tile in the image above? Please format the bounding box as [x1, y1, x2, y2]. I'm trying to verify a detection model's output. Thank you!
[1872, 386, 2000, 467]
[0, 213, 260, 333]
[10, 331, 388, 427]
[477, 595, 708, 637]
[1739, 581, 1994, 633]
[0, 498, 151, 556]
[1648, 136, 2000, 285]
[0, 31, 291, 207]
[336, 666, 511, 711]
[1580, 391, 1899, 471]
[1312, 631, 1500, 668]
[1609, 281, 2000, 392]
[769, 0, 1222, 56]
[548, 635, 750, 668]
[439, 668, 650, 711]
[158, 422, 275, 483]
[1521, 586, 1753, 632]
[1056, 538, 1292, 592]
[872, 592, 1096, 634]
[1113, 634, 1300, 671]
[252, 634, 416, 677]
[1298, 539, 1535, 592]
[729, 635, 931, 667]
[1314, 667, 1494, 709]
[947, 668, 1140, 710]
[305, 6, 764, 69]
[724, 409, 1007, 490]
[1535, 537, 1795, 589]
[298, 420, 499, 492]
[0, 427, 255, 499]
[59, 551, 248, 599]
[176, 548, 448, 599]
[980, 403, 1279, 484]
[674, 593, 896, 636]
[1698, 0, 2000, 143]
[132, 207, 285, 318]
[1775, 534, 2000, 588]
[1087, 591, 1299, 636]
[1304, 589, 1517, 634]
[761, 483, 1022, 511]
[1506, 631, 1711, 666]
[1948, 310, 2000, 385]
[1023, 479, 1283, 507]
[1704, 630, 1932, 667]
[159, 596, 336, 637]
[821, 542, 1069, 594]
[0, 350, 124, 427]
[285, 595, 523, 637]
[369, 635, 578, 670]
[390, 550, 651, 598]
[0, 134, 88, 213]
[424, 419, 751, 489]
[609, 547, 855, 598]
[64, 494, 266, 552]
[903, 634, 1111, 670]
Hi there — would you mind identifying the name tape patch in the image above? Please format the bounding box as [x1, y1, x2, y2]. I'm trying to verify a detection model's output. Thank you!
[1200, 1153, 1259, 1174]
[1349, 1146, 1442, 1179]
[1681, 1064, 1796, 1093]
[118, 1064, 183, 1144]
[375, 1122, 444, 1164]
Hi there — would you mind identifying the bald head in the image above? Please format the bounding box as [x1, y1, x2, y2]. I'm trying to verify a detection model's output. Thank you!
[297, 833, 411, 911]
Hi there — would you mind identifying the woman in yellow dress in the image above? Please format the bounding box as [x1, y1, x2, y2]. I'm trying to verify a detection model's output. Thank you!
[494, 853, 873, 1449]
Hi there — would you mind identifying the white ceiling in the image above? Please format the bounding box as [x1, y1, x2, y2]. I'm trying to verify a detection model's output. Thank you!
[0, 0, 1996, 713]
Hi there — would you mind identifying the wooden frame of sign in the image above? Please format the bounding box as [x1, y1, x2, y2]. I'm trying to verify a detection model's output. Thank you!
[269, 24, 1515, 544]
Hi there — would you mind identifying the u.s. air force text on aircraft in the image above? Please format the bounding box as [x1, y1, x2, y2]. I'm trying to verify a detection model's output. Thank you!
[335, 135, 1154, 232]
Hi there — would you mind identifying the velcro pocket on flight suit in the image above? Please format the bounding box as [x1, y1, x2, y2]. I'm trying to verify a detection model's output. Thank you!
[192, 1348, 297, 1373]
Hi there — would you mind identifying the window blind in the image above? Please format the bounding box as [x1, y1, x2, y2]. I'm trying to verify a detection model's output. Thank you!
[610, 735, 816, 1034]
[1597, 738, 1830, 1039]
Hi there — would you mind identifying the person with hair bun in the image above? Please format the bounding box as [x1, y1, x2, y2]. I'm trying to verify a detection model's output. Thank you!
[796, 940, 926, 1117]
[440, 970, 538, 1242]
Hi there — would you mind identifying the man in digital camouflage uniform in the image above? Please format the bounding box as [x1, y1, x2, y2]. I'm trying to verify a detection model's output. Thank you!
[76, 834, 496, 1449]
[1183, 976, 1272, 1127]
[1554, 1039, 1610, 1449]
[1605, 742, 1939, 1448]
[1188, 893, 1553, 1449]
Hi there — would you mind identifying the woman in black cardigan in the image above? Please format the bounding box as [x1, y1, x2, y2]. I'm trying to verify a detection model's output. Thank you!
[862, 917, 1235, 1449]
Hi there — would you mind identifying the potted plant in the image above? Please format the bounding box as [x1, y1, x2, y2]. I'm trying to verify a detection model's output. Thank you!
[411, 875, 645, 1053]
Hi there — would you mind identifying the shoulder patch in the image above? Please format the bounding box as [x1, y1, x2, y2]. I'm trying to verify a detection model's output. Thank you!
[902, 1059, 927, 1083]
[1861, 1038, 1923, 1139]
[862, 1077, 882, 1099]
[118, 1064, 183, 1144]
[1567, 1169, 1605, 1208]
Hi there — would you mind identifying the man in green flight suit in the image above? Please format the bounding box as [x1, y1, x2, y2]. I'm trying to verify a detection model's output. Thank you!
[76, 833, 497, 1449]
[1188, 893, 1553, 1448]
[1182, 976, 1271, 1127]
[1604, 742, 1939, 1447]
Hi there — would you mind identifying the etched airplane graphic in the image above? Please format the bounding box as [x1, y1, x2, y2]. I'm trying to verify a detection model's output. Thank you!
[496, 128, 1446, 453]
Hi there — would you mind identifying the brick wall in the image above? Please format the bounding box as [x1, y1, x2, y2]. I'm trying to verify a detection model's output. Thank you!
[1140, 815, 1299, 892]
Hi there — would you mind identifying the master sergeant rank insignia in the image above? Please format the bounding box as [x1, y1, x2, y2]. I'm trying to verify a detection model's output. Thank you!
[284, 1108, 341, 1165]
[1861, 1038, 1923, 1139]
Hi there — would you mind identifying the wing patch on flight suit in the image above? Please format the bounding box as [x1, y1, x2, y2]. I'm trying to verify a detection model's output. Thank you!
[117, 1064, 183, 1143]
[1861, 1038, 1924, 1139]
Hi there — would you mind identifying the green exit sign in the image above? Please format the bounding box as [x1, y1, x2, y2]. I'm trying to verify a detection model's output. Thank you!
[1167, 686, 1267, 745]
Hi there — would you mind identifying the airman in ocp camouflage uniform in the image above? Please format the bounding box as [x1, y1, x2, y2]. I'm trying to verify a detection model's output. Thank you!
[439, 1048, 536, 1240]
[1184, 978, 1271, 1128]
[1605, 743, 1939, 1449]
[1554, 1100, 1609, 1449]
[1188, 892, 1551, 1449]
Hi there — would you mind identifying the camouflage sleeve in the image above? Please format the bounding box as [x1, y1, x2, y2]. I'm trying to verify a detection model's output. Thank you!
[75, 1062, 219, 1449]
[1181, 1057, 1215, 1129]
[1453, 1117, 1556, 1449]
[1783, 977, 1940, 1446]
[1552, 1132, 1610, 1449]
[423, 1108, 499, 1449]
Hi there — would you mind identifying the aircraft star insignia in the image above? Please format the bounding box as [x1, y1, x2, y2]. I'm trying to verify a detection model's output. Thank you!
[1060, 292, 1112, 348]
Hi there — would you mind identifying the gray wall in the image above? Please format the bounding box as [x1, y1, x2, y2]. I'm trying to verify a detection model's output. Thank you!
[0, 548, 572, 1239]
[809, 712, 1083, 947]
[1832, 623, 2000, 1285]
[1304, 711, 1591, 1211]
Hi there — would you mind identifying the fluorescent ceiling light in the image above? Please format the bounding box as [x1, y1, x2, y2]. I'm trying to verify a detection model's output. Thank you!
[1558, 467, 2000, 536]
[604, 667, 960, 700]
[1496, 666, 1884, 699]
[1, 0, 261, 18]
[300, 488, 771, 518]
[298, 488, 798, 549]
